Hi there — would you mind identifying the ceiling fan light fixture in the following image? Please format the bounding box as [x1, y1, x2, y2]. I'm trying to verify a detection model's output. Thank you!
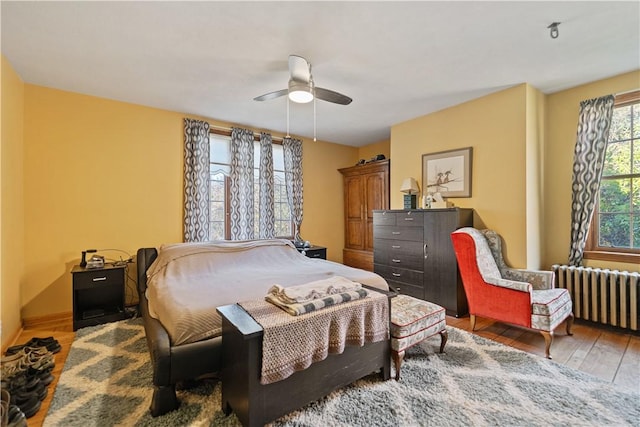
[288, 81, 314, 103]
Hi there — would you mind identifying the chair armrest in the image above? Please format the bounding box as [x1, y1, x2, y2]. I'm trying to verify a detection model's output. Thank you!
[503, 268, 554, 290]
[485, 276, 532, 293]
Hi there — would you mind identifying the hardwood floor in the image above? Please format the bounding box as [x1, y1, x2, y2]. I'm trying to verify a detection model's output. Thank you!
[7, 315, 640, 426]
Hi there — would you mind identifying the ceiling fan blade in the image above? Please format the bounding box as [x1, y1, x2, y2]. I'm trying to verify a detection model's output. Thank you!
[253, 88, 288, 102]
[314, 87, 352, 105]
[289, 55, 311, 83]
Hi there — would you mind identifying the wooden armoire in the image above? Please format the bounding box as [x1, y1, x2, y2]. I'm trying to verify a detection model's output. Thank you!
[338, 159, 390, 271]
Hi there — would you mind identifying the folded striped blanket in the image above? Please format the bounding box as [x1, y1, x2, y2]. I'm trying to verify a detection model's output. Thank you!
[267, 276, 362, 304]
[266, 288, 369, 316]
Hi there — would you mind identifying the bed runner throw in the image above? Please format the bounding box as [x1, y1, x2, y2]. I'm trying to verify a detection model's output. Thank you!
[239, 290, 389, 385]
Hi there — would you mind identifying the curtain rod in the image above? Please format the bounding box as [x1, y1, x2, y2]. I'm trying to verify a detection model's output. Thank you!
[209, 124, 284, 143]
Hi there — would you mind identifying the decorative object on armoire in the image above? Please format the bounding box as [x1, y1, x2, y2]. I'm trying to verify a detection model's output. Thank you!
[400, 177, 419, 209]
[373, 208, 473, 316]
[339, 159, 390, 271]
[422, 147, 472, 198]
[451, 227, 574, 358]
[369, 154, 386, 163]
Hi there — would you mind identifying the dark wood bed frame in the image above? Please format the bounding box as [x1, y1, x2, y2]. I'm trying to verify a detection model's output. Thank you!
[137, 247, 392, 421]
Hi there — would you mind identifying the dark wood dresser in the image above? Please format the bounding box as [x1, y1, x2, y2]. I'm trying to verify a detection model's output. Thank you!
[373, 208, 473, 316]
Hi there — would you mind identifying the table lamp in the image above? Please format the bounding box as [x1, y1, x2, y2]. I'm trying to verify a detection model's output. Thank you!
[400, 177, 419, 209]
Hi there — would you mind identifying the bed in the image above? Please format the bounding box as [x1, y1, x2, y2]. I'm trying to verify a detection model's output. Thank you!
[136, 239, 391, 417]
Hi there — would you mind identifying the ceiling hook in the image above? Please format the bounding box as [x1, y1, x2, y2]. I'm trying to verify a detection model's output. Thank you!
[548, 22, 560, 39]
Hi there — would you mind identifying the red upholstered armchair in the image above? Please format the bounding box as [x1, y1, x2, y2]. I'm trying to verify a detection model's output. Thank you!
[451, 227, 573, 358]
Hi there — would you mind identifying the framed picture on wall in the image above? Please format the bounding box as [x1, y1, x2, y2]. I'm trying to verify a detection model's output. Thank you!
[422, 147, 473, 198]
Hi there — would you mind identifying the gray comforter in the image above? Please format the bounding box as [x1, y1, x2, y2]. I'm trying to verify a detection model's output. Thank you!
[145, 239, 389, 345]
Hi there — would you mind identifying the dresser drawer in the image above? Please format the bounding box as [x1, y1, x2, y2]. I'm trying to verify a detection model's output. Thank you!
[373, 226, 423, 242]
[394, 211, 423, 226]
[73, 268, 124, 290]
[373, 239, 424, 271]
[374, 264, 424, 287]
[384, 279, 424, 300]
[373, 211, 396, 226]
[373, 211, 423, 227]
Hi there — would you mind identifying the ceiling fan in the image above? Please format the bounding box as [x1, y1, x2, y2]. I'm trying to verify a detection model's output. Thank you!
[253, 55, 352, 105]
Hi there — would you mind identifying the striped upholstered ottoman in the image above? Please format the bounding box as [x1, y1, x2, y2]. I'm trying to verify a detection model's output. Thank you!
[390, 295, 448, 380]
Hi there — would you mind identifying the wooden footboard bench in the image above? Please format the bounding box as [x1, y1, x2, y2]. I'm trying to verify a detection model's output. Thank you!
[217, 295, 392, 427]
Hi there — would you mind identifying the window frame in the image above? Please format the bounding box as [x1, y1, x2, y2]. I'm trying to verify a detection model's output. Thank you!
[209, 128, 295, 241]
[584, 90, 640, 264]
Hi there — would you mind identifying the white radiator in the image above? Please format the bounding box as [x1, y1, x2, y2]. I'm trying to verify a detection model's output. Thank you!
[552, 265, 640, 331]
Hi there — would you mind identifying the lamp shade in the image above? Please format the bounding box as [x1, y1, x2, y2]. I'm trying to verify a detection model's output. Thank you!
[400, 177, 419, 194]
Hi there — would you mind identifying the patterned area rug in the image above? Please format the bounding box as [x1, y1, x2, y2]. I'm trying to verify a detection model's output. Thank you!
[44, 318, 639, 426]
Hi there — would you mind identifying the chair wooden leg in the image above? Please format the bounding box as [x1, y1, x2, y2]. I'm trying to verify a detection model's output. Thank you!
[439, 329, 448, 353]
[566, 313, 574, 336]
[540, 331, 553, 359]
[392, 350, 405, 381]
[469, 314, 476, 331]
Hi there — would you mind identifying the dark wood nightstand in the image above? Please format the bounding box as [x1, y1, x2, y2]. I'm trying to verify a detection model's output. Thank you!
[71, 264, 128, 331]
[297, 245, 327, 259]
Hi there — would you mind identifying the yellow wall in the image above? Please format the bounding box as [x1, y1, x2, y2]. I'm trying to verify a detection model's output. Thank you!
[525, 85, 545, 269]
[1, 56, 25, 348]
[20, 84, 358, 319]
[544, 70, 640, 271]
[391, 85, 531, 268]
[302, 140, 358, 257]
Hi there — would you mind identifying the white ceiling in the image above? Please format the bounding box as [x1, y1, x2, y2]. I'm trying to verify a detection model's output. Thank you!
[2, 1, 639, 147]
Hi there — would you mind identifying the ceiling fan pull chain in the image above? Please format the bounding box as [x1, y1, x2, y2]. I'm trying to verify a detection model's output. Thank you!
[314, 96, 317, 142]
[286, 97, 290, 137]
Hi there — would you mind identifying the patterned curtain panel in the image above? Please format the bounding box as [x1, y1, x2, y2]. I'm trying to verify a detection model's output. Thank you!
[259, 133, 276, 239]
[183, 118, 210, 242]
[283, 137, 304, 241]
[568, 95, 615, 266]
[230, 127, 255, 240]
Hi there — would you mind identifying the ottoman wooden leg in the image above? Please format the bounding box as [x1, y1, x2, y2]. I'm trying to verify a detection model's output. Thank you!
[392, 350, 405, 381]
[439, 329, 448, 353]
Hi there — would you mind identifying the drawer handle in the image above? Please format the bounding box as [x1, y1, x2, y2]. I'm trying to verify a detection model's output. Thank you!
[391, 245, 401, 249]
[392, 259, 401, 263]
[404, 217, 414, 221]
[92, 277, 107, 282]
[392, 231, 401, 235]
[424, 243, 428, 260]
[392, 272, 401, 277]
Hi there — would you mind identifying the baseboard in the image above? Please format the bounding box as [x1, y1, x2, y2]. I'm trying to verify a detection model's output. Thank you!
[22, 311, 73, 329]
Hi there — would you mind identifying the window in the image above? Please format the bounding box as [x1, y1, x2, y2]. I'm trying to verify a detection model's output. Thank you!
[209, 132, 293, 240]
[585, 90, 640, 263]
